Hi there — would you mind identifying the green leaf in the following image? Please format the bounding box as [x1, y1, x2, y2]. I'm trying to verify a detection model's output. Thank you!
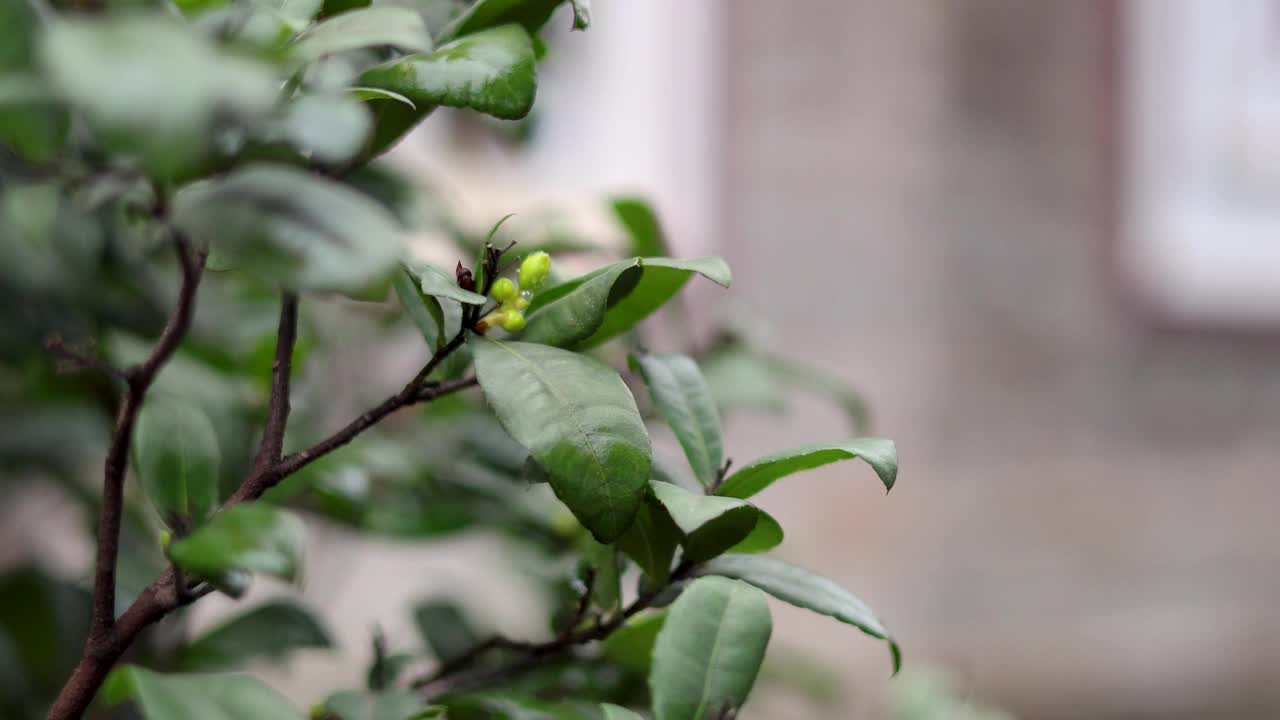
[414, 600, 480, 663]
[617, 493, 679, 584]
[0, 1, 38, 71]
[133, 397, 220, 532]
[0, 1, 70, 164]
[579, 535, 620, 612]
[758, 646, 844, 708]
[0, 566, 91, 694]
[278, 92, 373, 164]
[176, 601, 331, 671]
[534, 257, 726, 350]
[173, 164, 404, 294]
[394, 267, 445, 351]
[103, 666, 299, 720]
[360, 95, 434, 160]
[351, 86, 417, 108]
[523, 257, 728, 349]
[168, 504, 306, 582]
[649, 576, 771, 720]
[610, 197, 666, 258]
[408, 262, 488, 305]
[701, 554, 899, 673]
[442, 692, 558, 720]
[39, 16, 278, 178]
[602, 611, 665, 675]
[700, 349, 871, 433]
[324, 689, 432, 720]
[293, 6, 433, 62]
[583, 257, 729, 348]
[716, 438, 897, 500]
[442, 0, 564, 40]
[631, 352, 722, 487]
[368, 650, 416, 691]
[179, 0, 318, 19]
[263, 0, 326, 24]
[520, 261, 642, 347]
[726, 510, 782, 554]
[0, 101, 68, 165]
[319, 0, 370, 19]
[650, 454, 701, 494]
[570, 0, 590, 30]
[600, 705, 642, 720]
[470, 337, 650, 542]
[359, 24, 537, 121]
[764, 354, 870, 433]
[701, 351, 786, 416]
[649, 482, 756, 563]
[203, 569, 254, 600]
[0, 75, 55, 105]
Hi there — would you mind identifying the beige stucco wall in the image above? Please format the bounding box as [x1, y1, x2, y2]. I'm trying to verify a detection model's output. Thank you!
[721, 2, 1280, 718]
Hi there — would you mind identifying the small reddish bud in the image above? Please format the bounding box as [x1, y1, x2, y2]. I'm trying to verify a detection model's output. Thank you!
[456, 261, 476, 292]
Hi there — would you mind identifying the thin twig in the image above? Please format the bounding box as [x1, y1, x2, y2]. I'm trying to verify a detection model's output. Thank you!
[49, 243, 507, 719]
[130, 239, 204, 384]
[250, 292, 299, 476]
[44, 335, 127, 382]
[557, 569, 597, 640]
[709, 458, 733, 494]
[49, 334, 476, 719]
[48, 239, 206, 720]
[414, 562, 695, 697]
[263, 372, 476, 491]
[91, 238, 204, 644]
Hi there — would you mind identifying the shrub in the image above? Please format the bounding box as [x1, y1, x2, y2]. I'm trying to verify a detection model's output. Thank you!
[0, 2, 901, 718]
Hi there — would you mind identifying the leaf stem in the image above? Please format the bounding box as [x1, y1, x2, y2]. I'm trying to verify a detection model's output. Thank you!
[250, 291, 299, 477]
[44, 335, 127, 382]
[413, 561, 696, 698]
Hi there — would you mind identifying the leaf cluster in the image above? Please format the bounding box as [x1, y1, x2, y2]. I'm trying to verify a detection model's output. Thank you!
[0, 2, 902, 718]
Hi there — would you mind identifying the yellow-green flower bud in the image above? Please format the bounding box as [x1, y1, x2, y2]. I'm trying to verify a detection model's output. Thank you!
[518, 251, 551, 290]
[491, 277, 517, 303]
[160, 529, 171, 550]
[501, 310, 526, 332]
[551, 508, 581, 539]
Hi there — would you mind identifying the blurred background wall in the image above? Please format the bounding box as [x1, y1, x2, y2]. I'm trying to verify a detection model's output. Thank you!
[715, 1, 1280, 718]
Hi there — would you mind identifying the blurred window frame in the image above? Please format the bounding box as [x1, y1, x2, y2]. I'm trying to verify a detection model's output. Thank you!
[1119, 0, 1280, 328]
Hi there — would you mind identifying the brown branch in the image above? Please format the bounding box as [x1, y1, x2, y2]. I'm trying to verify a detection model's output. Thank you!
[49, 239, 206, 720]
[708, 458, 733, 494]
[414, 562, 695, 698]
[408, 569, 597, 687]
[49, 343, 476, 719]
[272, 374, 477, 482]
[48, 569, 212, 720]
[130, 240, 204, 384]
[250, 292, 299, 476]
[44, 335, 127, 382]
[557, 569, 597, 640]
[235, 372, 476, 504]
[91, 239, 204, 644]
[50, 243, 501, 718]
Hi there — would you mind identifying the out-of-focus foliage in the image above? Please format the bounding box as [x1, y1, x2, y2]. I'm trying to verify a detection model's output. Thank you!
[888, 669, 1014, 720]
[0, 1, 902, 718]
